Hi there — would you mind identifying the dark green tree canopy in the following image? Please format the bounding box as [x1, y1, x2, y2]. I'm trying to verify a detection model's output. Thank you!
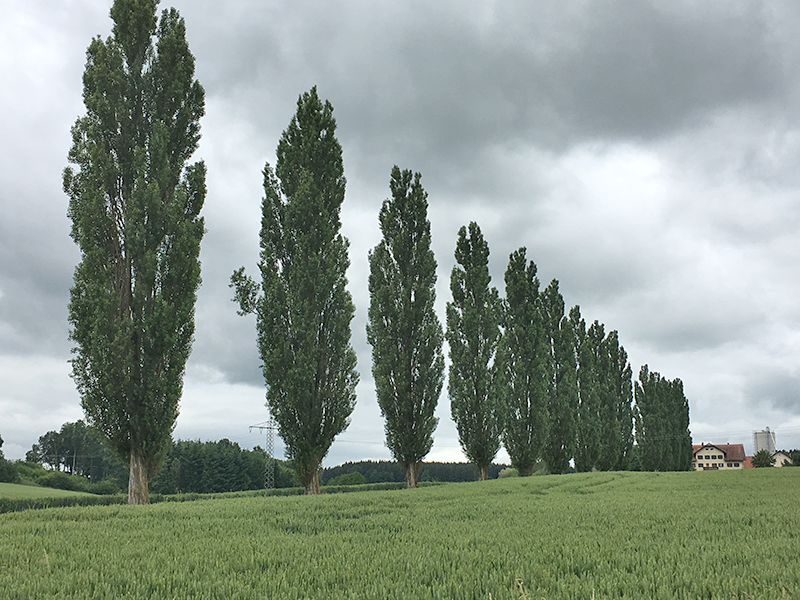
[64, 0, 205, 504]
[573, 314, 634, 473]
[751, 449, 776, 468]
[498, 248, 549, 477]
[540, 280, 578, 474]
[231, 87, 358, 495]
[367, 166, 444, 488]
[634, 365, 693, 471]
[446, 222, 503, 480]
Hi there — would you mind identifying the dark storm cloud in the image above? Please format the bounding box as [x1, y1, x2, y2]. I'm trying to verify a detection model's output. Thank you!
[4, 0, 800, 460]
[181, 1, 793, 189]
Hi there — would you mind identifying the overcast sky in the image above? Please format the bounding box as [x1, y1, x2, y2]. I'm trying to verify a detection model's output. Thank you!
[2, 0, 800, 464]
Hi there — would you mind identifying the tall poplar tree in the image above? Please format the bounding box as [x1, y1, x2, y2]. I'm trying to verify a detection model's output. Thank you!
[231, 88, 358, 494]
[634, 365, 692, 471]
[498, 248, 548, 477]
[574, 317, 634, 472]
[446, 222, 503, 480]
[64, 0, 205, 504]
[573, 311, 603, 472]
[540, 281, 578, 474]
[367, 167, 444, 488]
[599, 331, 634, 471]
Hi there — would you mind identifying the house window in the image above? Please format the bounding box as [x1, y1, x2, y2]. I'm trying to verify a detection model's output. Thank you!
[698, 463, 703, 467]
[734, 463, 739, 467]
[727, 463, 732, 467]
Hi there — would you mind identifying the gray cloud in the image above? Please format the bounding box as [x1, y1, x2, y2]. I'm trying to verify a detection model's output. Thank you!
[2, 0, 800, 463]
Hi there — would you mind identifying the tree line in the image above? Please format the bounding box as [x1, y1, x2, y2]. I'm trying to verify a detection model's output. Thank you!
[65, 0, 692, 503]
[5, 421, 513, 493]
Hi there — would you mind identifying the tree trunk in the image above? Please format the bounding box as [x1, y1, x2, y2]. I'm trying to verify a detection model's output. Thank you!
[304, 470, 321, 495]
[128, 450, 150, 504]
[477, 463, 489, 481]
[405, 462, 420, 488]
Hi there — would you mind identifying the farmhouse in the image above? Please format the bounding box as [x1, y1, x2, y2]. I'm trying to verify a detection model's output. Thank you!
[692, 443, 748, 470]
[772, 451, 793, 467]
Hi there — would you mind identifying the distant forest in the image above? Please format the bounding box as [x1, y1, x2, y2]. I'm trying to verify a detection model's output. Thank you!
[6, 423, 512, 494]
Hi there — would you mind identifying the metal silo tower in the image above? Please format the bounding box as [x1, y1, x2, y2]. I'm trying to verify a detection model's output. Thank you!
[753, 428, 776, 454]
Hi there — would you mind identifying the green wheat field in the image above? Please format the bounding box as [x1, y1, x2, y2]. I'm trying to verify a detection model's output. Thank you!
[1, 469, 797, 599]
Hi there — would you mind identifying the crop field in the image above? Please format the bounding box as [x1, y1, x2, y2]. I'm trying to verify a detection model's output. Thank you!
[1, 469, 797, 599]
[0, 482, 94, 500]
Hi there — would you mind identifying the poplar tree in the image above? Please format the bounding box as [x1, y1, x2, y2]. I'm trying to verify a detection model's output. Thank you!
[367, 167, 444, 488]
[574, 318, 635, 472]
[498, 248, 548, 477]
[600, 331, 634, 471]
[231, 88, 358, 494]
[573, 311, 603, 472]
[540, 281, 578, 474]
[634, 365, 692, 471]
[446, 222, 503, 480]
[64, 0, 205, 504]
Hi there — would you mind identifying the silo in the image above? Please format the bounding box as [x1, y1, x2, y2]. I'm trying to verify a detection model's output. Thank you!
[753, 428, 776, 454]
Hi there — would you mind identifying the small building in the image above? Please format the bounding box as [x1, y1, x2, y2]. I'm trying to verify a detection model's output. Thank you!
[692, 443, 748, 470]
[773, 451, 793, 467]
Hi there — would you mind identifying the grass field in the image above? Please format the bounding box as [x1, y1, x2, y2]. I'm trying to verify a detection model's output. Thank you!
[1, 469, 797, 599]
[0, 482, 94, 500]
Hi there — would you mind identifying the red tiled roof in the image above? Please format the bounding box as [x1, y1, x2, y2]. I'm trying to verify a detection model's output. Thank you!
[692, 443, 746, 462]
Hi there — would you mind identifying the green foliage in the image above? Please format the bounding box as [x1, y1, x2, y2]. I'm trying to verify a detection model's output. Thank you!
[604, 331, 635, 470]
[0, 461, 18, 484]
[446, 222, 503, 480]
[572, 311, 603, 472]
[540, 281, 578, 474]
[498, 249, 549, 477]
[1, 471, 798, 598]
[232, 88, 358, 495]
[634, 365, 693, 471]
[64, 0, 206, 504]
[367, 167, 444, 488]
[751, 449, 776, 468]
[322, 460, 405, 484]
[33, 471, 121, 495]
[325, 471, 367, 486]
[9, 461, 121, 495]
[572, 313, 634, 472]
[0, 434, 16, 483]
[498, 467, 519, 478]
[27, 421, 126, 483]
[149, 439, 299, 494]
[13, 461, 50, 484]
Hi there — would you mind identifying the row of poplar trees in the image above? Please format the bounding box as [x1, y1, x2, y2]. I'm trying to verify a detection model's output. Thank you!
[442, 223, 693, 480]
[228, 88, 693, 491]
[64, 0, 690, 503]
